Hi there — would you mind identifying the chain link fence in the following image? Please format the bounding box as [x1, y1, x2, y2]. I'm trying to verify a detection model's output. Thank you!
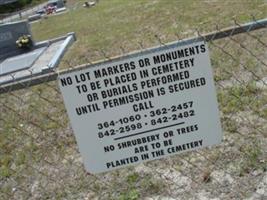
[0, 12, 267, 200]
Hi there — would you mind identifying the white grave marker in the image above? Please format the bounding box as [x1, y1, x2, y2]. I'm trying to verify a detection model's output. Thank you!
[59, 40, 222, 174]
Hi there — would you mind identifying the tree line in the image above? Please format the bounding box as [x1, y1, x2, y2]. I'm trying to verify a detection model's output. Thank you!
[0, 0, 46, 14]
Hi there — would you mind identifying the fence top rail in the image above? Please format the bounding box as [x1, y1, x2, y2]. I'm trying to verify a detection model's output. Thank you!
[0, 17, 267, 94]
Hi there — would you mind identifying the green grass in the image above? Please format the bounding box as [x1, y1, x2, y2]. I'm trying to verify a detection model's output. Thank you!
[118, 189, 140, 200]
[114, 172, 164, 200]
[238, 140, 266, 176]
[1, 0, 267, 199]
[31, 0, 267, 67]
[218, 82, 263, 114]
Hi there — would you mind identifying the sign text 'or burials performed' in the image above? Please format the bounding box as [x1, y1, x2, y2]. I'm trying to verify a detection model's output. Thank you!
[59, 40, 222, 174]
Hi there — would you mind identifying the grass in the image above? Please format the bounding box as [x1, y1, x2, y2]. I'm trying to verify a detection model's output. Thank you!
[238, 140, 266, 176]
[115, 172, 164, 200]
[1, 0, 267, 199]
[118, 189, 139, 200]
[31, 0, 267, 67]
[218, 82, 263, 114]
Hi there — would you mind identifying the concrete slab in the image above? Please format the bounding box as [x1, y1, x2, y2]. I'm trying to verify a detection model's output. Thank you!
[0, 47, 46, 75]
[0, 33, 76, 85]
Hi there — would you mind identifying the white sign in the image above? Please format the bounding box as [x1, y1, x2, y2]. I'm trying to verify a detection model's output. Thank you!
[59, 40, 222, 174]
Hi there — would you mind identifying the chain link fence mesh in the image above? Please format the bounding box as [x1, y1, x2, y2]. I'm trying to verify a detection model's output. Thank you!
[0, 2, 267, 200]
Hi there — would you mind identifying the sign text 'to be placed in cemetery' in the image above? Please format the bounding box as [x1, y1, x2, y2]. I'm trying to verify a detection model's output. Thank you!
[59, 40, 222, 174]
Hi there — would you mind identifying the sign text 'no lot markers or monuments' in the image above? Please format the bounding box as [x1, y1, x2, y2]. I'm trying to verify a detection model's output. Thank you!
[59, 40, 222, 174]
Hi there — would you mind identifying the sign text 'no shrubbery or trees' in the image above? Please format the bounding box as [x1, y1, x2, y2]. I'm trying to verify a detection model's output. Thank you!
[59, 40, 222, 174]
